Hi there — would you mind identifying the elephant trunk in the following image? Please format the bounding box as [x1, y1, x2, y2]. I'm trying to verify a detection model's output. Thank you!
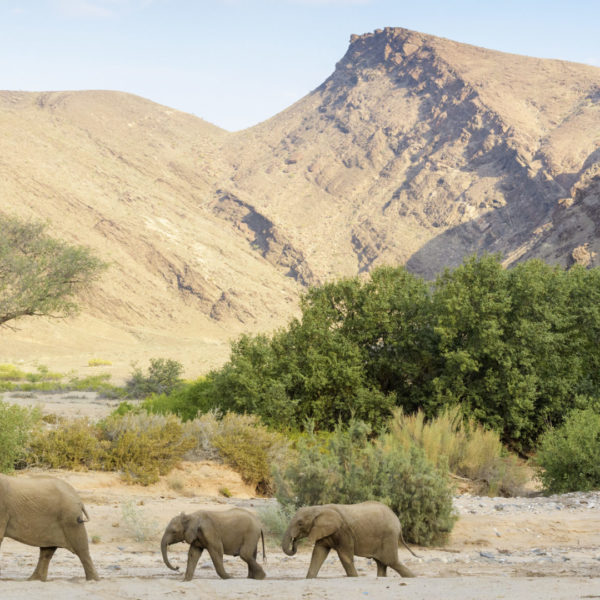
[282, 528, 298, 556]
[161, 534, 179, 571]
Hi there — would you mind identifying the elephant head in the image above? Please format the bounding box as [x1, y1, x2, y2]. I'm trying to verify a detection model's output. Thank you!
[161, 512, 192, 571]
[282, 506, 344, 556]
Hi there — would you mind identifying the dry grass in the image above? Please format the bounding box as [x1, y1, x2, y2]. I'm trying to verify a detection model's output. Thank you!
[389, 407, 529, 496]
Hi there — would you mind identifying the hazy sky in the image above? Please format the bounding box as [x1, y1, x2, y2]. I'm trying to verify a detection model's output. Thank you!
[3, 0, 599, 131]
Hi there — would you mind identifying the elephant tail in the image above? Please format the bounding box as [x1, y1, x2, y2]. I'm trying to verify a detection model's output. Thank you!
[399, 528, 420, 558]
[77, 506, 91, 524]
[261, 529, 267, 564]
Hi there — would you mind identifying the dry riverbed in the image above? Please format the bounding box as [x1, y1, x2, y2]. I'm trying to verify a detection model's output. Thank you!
[1, 391, 599, 599]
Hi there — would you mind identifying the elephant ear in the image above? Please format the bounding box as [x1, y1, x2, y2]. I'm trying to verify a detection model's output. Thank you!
[308, 508, 344, 544]
[186, 514, 217, 546]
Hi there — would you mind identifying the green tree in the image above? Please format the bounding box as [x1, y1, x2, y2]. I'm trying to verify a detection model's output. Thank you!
[0, 216, 106, 326]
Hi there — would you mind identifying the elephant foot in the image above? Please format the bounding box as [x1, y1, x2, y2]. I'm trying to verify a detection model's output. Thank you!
[27, 574, 46, 582]
[251, 570, 266, 580]
[86, 573, 101, 581]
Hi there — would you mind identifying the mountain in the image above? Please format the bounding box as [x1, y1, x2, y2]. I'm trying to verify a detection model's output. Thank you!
[1, 28, 600, 380]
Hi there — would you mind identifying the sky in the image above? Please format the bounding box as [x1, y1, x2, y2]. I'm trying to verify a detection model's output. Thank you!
[2, 0, 600, 131]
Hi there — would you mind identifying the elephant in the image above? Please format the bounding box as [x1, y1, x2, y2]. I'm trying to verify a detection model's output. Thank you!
[0, 473, 99, 581]
[282, 501, 418, 578]
[161, 508, 266, 580]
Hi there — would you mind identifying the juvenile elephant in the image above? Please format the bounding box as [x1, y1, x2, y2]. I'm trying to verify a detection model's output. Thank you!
[0, 473, 99, 581]
[161, 508, 266, 580]
[282, 501, 417, 578]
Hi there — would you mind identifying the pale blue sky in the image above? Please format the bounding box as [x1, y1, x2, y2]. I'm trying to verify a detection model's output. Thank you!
[2, 0, 599, 131]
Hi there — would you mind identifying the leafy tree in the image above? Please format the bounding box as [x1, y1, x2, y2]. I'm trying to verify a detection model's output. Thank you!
[0, 215, 106, 326]
[431, 255, 585, 451]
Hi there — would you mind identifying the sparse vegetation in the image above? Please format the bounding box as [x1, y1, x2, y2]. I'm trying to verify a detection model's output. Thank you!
[121, 501, 159, 542]
[88, 358, 112, 367]
[183, 411, 287, 494]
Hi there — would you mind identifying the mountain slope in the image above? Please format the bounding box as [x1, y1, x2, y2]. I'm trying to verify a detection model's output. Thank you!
[225, 27, 600, 279]
[1, 28, 600, 378]
[0, 91, 300, 377]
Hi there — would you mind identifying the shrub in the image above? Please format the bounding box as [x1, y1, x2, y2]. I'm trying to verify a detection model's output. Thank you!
[0, 401, 40, 472]
[257, 503, 296, 541]
[121, 501, 160, 542]
[182, 411, 287, 493]
[125, 358, 183, 398]
[536, 408, 600, 493]
[27, 418, 105, 470]
[88, 358, 112, 367]
[101, 412, 195, 485]
[388, 407, 529, 496]
[211, 413, 287, 495]
[0, 364, 26, 381]
[275, 420, 456, 546]
[181, 410, 222, 461]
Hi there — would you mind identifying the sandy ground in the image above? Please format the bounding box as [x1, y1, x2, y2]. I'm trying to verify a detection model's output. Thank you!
[1, 392, 599, 599]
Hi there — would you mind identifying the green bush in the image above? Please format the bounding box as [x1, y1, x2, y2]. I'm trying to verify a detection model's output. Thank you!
[101, 412, 195, 485]
[27, 418, 105, 470]
[125, 358, 183, 398]
[0, 401, 40, 472]
[275, 420, 456, 546]
[536, 408, 600, 493]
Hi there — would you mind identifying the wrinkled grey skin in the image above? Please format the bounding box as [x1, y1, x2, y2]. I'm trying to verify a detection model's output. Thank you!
[161, 508, 266, 580]
[0, 474, 99, 581]
[282, 501, 417, 579]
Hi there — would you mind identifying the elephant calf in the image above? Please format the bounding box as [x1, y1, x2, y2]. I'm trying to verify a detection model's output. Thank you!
[282, 501, 418, 578]
[0, 473, 99, 581]
[161, 508, 266, 580]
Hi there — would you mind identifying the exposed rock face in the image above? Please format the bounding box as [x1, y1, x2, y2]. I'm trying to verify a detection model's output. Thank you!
[1, 28, 600, 374]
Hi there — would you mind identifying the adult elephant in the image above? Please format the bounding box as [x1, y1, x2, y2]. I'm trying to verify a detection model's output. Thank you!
[0, 473, 99, 581]
[161, 508, 266, 580]
[282, 501, 417, 578]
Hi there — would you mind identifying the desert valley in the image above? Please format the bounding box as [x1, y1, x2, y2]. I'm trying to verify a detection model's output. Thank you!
[1, 26, 600, 600]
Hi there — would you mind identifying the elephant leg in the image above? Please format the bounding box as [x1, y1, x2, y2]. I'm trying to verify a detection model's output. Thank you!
[335, 548, 358, 577]
[389, 559, 416, 578]
[306, 543, 330, 578]
[206, 544, 231, 579]
[375, 559, 388, 577]
[183, 545, 203, 581]
[29, 547, 57, 581]
[240, 546, 266, 580]
[67, 526, 99, 580]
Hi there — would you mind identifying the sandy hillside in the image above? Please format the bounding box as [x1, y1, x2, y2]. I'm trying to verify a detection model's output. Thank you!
[2, 28, 600, 379]
[1, 391, 599, 599]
